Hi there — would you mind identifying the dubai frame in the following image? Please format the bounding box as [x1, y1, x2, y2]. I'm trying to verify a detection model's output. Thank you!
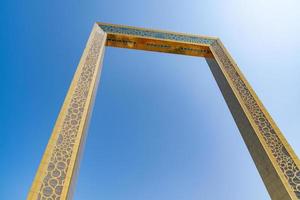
[27, 22, 300, 200]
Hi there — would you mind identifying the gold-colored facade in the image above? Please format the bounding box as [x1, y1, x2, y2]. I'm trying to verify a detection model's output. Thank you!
[27, 22, 300, 200]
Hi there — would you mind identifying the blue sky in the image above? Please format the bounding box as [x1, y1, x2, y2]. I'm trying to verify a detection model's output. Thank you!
[1, 0, 300, 199]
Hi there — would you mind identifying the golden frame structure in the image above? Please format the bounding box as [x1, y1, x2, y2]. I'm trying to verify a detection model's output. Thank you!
[27, 22, 300, 200]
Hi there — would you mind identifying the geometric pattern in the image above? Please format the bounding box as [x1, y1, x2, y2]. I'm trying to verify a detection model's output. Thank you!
[99, 23, 215, 45]
[27, 25, 106, 200]
[36, 30, 105, 200]
[27, 22, 300, 200]
[210, 40, 300, 199]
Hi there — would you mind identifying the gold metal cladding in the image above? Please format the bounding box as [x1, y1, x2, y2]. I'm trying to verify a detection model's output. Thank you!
[27, 24, 106, 200]
[106, 34, 213, 58]
[27, 22, 300, 200]
[207, 40, 300, 200]
[97, 22, 214, 57]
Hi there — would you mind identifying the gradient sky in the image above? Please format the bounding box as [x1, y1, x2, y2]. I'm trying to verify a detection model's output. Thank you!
[1, 0, 300, 199]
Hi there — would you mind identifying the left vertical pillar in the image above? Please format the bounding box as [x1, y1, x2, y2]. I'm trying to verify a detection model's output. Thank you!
[27, 24, 107, 200]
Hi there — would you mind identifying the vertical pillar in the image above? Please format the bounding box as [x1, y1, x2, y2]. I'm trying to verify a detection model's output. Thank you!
[27, 24, 106, 200]
[206, 40, 300, 200]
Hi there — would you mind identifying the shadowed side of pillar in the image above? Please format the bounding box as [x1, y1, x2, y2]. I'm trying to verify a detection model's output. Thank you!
[206, 57, 293, 200]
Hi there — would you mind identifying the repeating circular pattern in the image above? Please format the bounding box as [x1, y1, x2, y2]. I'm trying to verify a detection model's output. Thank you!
[211, 41, 300, 198]
[37, 30, 104, 200]
[99, 24, 215, 45]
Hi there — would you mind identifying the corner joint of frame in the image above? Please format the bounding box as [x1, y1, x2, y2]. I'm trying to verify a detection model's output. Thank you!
[93, 22, 105, 34]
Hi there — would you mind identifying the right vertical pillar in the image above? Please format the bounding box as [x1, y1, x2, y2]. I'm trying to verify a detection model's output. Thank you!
[206, 40, 300, 200]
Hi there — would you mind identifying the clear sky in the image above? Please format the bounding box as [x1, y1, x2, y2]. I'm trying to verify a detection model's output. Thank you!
[1, 0, 300, 199]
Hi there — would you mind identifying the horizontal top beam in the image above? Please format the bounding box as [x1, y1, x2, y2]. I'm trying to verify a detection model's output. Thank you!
[97, 22, 218, 57]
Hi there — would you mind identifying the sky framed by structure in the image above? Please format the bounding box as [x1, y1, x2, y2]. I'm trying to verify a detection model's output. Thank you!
[27, 22, 300, 200]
